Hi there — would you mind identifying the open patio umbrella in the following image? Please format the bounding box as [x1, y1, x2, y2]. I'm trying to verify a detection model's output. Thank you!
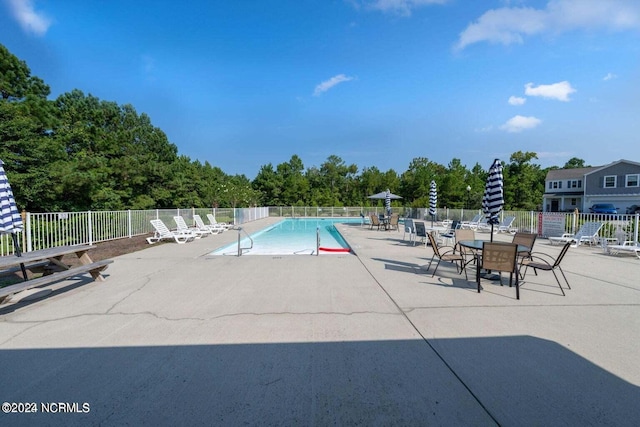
[0, 159, 27, 280]
[428, 180, 437, 226]
[367, 190, 402, 200]
[481, 158, 504, 241]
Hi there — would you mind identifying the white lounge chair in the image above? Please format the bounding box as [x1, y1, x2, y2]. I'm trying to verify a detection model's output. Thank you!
[548, 221, 603, 248]
[193, 214, 224, 234]
[460, 214, 484, 230]
[478, 216, 517, 234]
[147, 219, 197, 244]
[173, 216, 209, 238]
[206, 213, 233, 230]
[606, 241, 640, 259]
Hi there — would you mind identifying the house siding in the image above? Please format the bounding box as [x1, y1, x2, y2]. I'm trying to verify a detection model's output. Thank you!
[543, 160, 640, 212]
[585, 163, 640, 196]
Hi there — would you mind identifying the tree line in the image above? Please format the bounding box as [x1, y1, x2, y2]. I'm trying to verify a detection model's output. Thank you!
[1, 44, 586, 212]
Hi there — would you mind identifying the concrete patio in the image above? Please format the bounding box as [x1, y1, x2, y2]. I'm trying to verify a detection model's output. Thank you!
[1, 217, 638, 426]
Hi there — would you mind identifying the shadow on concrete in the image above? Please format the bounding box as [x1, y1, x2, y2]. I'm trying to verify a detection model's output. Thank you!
[1, 336, 637, 425]
[0, 275, 104, 316]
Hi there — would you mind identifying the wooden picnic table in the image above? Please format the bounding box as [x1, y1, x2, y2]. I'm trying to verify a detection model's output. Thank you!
[0, 245, 113, 301]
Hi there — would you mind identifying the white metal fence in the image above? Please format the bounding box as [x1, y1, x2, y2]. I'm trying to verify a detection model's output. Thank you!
[0, 207, 269, 256]
[1, 206, 638, 256]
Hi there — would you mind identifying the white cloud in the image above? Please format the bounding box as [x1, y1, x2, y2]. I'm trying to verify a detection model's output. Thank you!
[455, 0, 640, 50]
[508, 96, 526, 105]
[500, 115, 542, 132]
[353, 0, 448, 16]
[313, 74, 354, 96]
[524, 81, 576, 101]
[5, 0, 52, 35]
[603, 72, 618, 81]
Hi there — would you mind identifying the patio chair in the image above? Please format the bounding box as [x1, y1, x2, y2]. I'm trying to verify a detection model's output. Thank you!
[439, 220, 460, 246]
[521, 241, 572, 296]
[370, 214, 383, 231]
[147, 219, 197, 244]
[206, 213, 234, 230]
[548, 221, 603, 248]
[403, 219, 415, 241]
[414, 221, 428, 246]
[193, 214, 224, 234]
[512, 232, 537, 276]
[477, 242, 520, 299]
[387, 213, 399, 231]
[426, 231, 467, 279]
[455, 228, 477, 267]
[173, 216, 209, 239]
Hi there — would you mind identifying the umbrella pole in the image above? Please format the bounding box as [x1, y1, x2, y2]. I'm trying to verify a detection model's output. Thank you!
[11, 234, 28, 281]
[490, 224, 494, 242]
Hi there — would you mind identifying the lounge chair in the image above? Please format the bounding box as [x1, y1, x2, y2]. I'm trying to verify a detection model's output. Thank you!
[193, 214, 224, 234]
[206, 213, 234, 230]
[147, 219, 197, 244]
[548, 221, 603, 247]
[173, 216, 209, 238]
[478, 216, 516, 234]
[460, 214, 483, 230]
[606, 241, 640, 259]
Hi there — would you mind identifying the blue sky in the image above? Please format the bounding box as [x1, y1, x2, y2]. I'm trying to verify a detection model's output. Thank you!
[2, 0, 639, 178]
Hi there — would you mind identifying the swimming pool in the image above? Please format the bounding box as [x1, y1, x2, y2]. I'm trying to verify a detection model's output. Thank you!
[210, 217, 361, 255]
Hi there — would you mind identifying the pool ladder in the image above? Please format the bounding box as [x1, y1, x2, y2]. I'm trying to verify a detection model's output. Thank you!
[236, 227, 254, 256]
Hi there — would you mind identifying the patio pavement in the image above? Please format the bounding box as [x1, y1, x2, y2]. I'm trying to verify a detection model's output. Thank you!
[1, 217, 638, 426]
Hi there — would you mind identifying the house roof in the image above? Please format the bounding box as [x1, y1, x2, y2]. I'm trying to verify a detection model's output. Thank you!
[585, 159, 640, 176]
[545, 167, 599, 180]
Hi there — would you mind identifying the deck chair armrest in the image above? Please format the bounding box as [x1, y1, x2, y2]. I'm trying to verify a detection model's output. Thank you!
[439, 247, 457, 256]
[524, 252, 554, 265]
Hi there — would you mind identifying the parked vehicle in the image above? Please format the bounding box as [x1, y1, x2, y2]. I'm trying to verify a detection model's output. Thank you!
[589, 203, 618, 214]
[626, 204, 640, 214]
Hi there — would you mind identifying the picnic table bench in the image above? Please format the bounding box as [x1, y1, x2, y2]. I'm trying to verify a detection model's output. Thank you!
[0, 245, 113, 301]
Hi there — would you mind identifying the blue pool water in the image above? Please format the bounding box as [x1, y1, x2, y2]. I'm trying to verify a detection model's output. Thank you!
[210, 217, 361, 255]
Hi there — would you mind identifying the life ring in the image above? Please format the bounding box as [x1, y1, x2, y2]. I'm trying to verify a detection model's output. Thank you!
[318, 247, 351, 252]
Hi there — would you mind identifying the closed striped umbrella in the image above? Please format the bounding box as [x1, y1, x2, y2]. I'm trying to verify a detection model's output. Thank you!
[428, 180, 437, 225]
[0, 159, 27, 279]
[481, 159, 504, 240]
[385, 189, 391, 216]
[0, 160, 23, 235]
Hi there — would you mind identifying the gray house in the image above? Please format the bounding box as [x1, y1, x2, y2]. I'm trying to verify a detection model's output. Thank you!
[543, 159, 640, 212]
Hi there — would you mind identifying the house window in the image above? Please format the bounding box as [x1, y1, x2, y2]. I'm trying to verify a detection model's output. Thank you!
[570, 198, 577, 205]
[626, 174, 639, 187]
[604, 175, 617, 188]
[568, 180, 582, 188]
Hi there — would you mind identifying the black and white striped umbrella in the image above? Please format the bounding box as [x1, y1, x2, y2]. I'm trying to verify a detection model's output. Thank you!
[385, 189, 391, 215]
[0, 159, 23, 236]
[428, 180, 437, 219]
[0, 159, 27, 278]
[481, 159, 504, 239]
